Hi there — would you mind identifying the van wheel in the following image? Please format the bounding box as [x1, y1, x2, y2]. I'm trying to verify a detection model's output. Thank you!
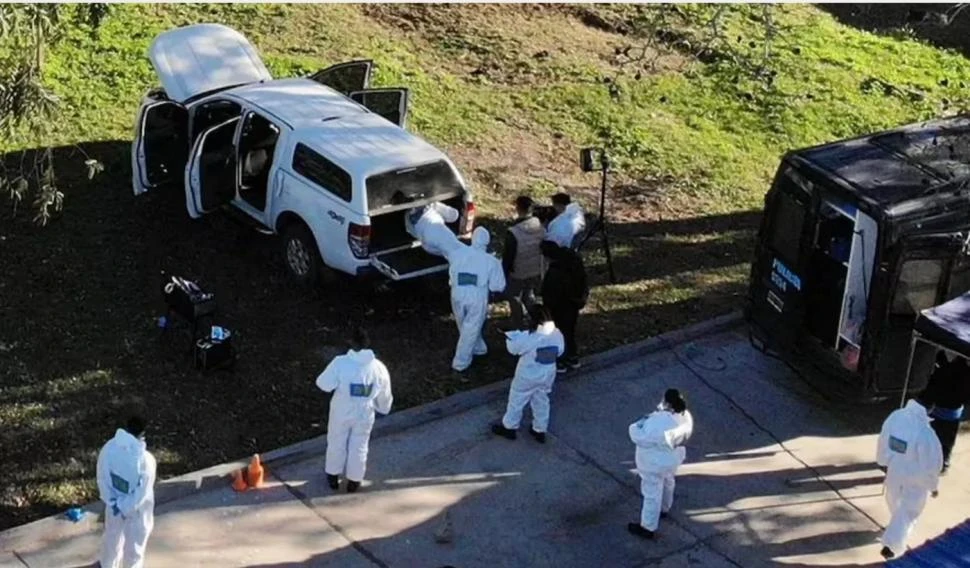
[281, 223, 324, 287]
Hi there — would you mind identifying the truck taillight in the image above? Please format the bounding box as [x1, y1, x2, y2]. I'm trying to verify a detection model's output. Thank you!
[349, 223, 371, 259]
[461, 201, 476, 238]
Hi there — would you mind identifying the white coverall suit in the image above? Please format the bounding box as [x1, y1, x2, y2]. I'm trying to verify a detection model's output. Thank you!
[96, 429, 157, 568]
[317, 349, 393, 482]
[406, 202, 462, 259]
[546, 203, 586, 249]
[629, 408, 693, 531]
[501, 322, 565, 433]
[449, 227, 507, 371]
[876, 399, 944, 556]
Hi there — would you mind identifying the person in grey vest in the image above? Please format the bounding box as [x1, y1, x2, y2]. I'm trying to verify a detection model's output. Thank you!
[503, 196, 546, 330]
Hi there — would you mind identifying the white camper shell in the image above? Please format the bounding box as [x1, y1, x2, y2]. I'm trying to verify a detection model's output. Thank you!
[132, 24, 475, 285]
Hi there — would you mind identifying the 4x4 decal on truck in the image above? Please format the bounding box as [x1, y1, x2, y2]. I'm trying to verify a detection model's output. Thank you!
[328, 210, 345, 225]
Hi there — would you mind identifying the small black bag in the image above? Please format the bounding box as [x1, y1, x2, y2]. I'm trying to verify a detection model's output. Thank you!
[163, 276, 217, 322]
[195, 331, 235, 373]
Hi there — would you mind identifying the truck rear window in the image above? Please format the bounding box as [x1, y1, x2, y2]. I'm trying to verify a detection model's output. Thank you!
[292, 143, 352, 202]
[366, 160, 462, 211]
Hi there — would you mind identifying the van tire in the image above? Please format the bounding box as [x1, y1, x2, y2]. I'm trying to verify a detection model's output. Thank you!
[281, 222, 324, 287]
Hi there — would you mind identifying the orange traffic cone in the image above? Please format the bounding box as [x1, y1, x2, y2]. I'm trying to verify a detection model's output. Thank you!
[247, 454, 265, 489]
[231, 469, 247, 492]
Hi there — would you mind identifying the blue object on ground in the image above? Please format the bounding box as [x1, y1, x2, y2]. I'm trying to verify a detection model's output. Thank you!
[65, 507, 84, 523]
[888, 518, 970, 566]
[157, 315, 168, 329]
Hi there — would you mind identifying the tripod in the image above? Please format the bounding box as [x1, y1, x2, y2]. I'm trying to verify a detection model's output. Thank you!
[578, 153, 617, 284]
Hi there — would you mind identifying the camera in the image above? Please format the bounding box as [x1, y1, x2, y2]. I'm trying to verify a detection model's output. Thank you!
[533, 204, 557, 225]
[580, 147, 609, 172]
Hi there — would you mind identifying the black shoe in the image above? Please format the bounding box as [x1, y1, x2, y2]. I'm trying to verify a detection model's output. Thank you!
[627, 522, 655, 539]
[346, 480, 361, 493]
[491, 423, 517, 440]
[556, 362, 568, 374]
[660, 511, 669, 519]
[530, 429, 547, 444]
[567, 358, 581, 370]
[326, 474, 339, 490]
[880, 546, 894, 560]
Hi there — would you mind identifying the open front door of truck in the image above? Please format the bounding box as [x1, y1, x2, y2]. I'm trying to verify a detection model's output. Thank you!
[185, 117, 240, 219]
[870, 232, 964, 394]
[133, 99, 188, 195]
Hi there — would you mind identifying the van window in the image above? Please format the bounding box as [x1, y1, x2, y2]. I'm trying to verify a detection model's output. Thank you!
[366, 160, 462, 211]
[768, 190, 806, 265]
[892, 259, 944, 315]
[292, 143, 351, 202]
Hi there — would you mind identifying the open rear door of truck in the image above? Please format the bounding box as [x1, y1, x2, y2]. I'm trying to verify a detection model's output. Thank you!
[369, 243, 448, 281]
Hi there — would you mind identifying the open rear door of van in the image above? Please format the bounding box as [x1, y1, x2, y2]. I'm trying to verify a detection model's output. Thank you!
[748, 165, 813, 352]
[870, 232, 965, 394]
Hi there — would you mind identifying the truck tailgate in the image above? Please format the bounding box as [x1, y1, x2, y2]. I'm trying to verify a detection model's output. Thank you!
[369, 244, 448, 281]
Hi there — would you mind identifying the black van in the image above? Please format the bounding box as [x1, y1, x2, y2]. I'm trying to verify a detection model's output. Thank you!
[747, 116, 970, 398]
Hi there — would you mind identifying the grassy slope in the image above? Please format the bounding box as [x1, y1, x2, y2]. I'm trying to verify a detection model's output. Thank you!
[1, 4, 969, 527]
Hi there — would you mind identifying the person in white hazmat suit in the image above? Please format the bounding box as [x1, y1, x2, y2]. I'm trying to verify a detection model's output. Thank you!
[546, 193, 586, 249]
[628, 389, 693, 539]
[316, 327, 393, 493]
[875, 397, 944, 560]
[395, 195, 463, 260]
[449, 227, 507, 372]
[96, 416, 157, 568]
[491, 305, 565, 443]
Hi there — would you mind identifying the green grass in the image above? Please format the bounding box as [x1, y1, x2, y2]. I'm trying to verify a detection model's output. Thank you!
[19, 4, 970, 206]
[3, 3, 970, 528]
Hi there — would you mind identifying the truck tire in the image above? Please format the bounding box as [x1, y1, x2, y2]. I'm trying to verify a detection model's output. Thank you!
[281, 222, 324, 287]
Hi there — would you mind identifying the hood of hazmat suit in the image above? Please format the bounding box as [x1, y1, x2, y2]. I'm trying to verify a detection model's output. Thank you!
[471, 226, 490, 250]
[876, 400, 944, 492]
[96, 429, 157, 517]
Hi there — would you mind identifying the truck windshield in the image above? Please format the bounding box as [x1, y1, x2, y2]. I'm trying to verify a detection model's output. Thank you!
[366, 160, 462, 211]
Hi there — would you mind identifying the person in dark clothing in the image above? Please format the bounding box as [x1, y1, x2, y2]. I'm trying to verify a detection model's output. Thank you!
[540, 240, 589, 373]
[503, 196, 546, 330]
[923, 352, 970, 473]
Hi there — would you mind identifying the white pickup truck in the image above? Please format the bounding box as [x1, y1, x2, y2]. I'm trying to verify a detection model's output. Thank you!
[131, 24, 475, 285]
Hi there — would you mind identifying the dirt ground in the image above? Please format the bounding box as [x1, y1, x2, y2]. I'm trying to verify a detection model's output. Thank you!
[0, 130, 753, 528]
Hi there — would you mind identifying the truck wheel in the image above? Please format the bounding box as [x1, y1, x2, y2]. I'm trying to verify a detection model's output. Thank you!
[281, 223, 323, 287]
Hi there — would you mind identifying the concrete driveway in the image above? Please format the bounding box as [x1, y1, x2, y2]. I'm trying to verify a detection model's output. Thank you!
[3, 323, 967, 567]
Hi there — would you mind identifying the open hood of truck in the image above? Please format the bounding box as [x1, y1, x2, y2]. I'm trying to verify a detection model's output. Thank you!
[148, 24, 272, 104]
